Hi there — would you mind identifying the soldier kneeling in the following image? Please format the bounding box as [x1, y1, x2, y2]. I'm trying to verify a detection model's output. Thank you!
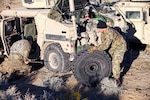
[0, 37, 32, 79]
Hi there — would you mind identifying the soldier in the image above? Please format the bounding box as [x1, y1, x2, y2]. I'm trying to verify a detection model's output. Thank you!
[88, 20, 127, 85]
[0, 38, 32, 78]
[9, 38, 32, 64]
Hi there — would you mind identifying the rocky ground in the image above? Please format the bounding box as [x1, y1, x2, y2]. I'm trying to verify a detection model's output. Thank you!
[0, 0, 150, 100]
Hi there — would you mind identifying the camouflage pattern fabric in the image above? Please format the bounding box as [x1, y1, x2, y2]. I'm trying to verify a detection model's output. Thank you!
[10, 39, 31, 62]
[48, 10, 63, 22]
[0, 39, 31, 78]
[89, 27, 127, 80]
[0, 58, 31, 78]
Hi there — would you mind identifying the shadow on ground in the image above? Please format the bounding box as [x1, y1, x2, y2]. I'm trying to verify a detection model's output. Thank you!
[0, 71, 120, 100]
[120, 41, 146, 85]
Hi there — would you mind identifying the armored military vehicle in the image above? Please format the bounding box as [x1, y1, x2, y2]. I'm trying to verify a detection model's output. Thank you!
[101, 0, 150, 46]
[0, 0, 112, 86]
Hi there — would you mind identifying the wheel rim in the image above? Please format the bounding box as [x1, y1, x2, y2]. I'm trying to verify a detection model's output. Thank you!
[84, 61, 101, 76]
[73, 50, 112, 86]
[48, 52, 61, 69]
[79, 61, 102, 86]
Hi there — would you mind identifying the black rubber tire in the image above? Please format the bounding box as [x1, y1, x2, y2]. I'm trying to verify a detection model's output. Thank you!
[73, 48, 112, 86]
[44, 43, 70, 72]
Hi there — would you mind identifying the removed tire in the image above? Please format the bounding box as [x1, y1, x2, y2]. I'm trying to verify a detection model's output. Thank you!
[44, 43, 70, 72]
[73, 49, 112, 86]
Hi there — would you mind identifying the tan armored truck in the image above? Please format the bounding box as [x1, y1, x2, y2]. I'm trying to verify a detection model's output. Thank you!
[100, 0, 150, 46]
[0, 0, 112, 86]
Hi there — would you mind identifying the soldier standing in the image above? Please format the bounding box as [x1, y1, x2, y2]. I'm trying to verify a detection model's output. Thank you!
[88, 20, 127, 85]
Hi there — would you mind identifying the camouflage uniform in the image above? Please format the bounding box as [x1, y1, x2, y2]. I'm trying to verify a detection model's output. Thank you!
[89, 27, 127, 80]
[1, 39, 32, 77]
[9, 39, 31, 62]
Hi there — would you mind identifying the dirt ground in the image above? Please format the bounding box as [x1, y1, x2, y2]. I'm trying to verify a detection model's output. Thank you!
[120, 50, 150, 100]
[0, 0, 150, 100]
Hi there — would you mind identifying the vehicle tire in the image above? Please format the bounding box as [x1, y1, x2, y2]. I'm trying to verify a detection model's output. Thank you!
[44, 43, 70, 72]
[73, 48, 112, 86]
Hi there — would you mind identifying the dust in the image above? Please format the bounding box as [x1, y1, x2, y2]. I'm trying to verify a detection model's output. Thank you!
[99, 77, 121, 96]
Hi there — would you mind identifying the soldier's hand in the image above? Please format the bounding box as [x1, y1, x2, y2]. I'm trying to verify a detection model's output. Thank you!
[88, 46, 97, 53]
[24, 61, 29, 64]
[24, 59, 31, 64]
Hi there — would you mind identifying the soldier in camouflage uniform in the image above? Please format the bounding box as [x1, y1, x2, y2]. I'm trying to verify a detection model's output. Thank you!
[88, 20, 127, 83]
[9, 39, 31, 64]
[0, 38, 32, 78]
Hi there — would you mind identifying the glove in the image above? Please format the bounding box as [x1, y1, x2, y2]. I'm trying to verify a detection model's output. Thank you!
[88, 46, 98, 53]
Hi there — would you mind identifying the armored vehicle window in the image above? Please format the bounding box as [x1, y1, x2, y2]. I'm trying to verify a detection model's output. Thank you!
[143, 11, 147, 23]
[5, 20, 15, 35]
[126, 11, 140, 19]
[149, 8, 150, 16]
[56, 0, 87, 11]
[24, 0, 32, 3]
